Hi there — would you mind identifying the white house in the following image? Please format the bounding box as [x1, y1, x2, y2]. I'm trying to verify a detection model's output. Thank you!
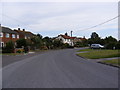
[56, 34, 76, 46]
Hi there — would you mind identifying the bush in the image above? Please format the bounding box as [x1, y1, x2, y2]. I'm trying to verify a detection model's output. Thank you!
[105, 42, 116, 49]
[61, 43, 70, 48]
[16, 39, 27, 48]
[115, 42, 120, 49]
[24, 47, 29, 53]
[68, 46, 74, 48]
[2, 41, 15, 53]
[16, 50, 21, 53]
[16, 48, 24, 53]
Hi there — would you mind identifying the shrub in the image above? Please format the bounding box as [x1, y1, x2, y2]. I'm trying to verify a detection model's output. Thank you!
[115, 42, 120, 49]
[105, 42, 116, 49]
[16, 48, 24, 53]
[16, 39, 27, 48]
[16, 50, 21, 53]
[2, 41, 15, 53]
[24, 47, 29, 53]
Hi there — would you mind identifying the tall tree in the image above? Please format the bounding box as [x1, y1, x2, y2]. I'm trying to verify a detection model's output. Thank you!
[65, 32, 68, 36]
[31, 35, 43, 49]
[104, 36, 117, 44]
[91, 32, 99, 39]
[88, 32, 101, 44]
[37, 33, 42, 39]
[43, 37, 52, 49]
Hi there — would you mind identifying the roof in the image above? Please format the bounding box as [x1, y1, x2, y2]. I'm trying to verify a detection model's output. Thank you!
[14, 29, 35, 37]
[1, 26, 18, 34]
[58, 35, 76, 39]
[25, 32, 35, 37]
[75, 37, 87, 41]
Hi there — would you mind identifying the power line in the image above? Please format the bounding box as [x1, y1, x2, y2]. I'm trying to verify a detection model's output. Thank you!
[0, 13, 119, 32]
[0, 13, 32, 30]
[78, 15, 119, 31]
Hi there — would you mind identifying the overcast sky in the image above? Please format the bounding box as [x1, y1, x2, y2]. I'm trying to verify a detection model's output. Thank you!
[0, 0, 119, 39]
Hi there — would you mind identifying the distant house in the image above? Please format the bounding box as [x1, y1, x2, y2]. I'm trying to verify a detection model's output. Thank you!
[0, 26, 19, 47]
[56, 34, 76, 46]
[14, 28, 35, 40]
[74, 37, 87, 43]
[56, 34, 87, 46]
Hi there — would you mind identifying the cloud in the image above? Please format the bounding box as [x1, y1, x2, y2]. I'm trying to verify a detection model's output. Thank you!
[1, 2, 118, 39]
[2, 0, 119, 2]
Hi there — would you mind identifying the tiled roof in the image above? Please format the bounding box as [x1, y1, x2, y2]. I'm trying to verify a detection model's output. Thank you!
[59, 35, 76, 39]
[1, 26, 18, 34]
[14, 30, 35, 37]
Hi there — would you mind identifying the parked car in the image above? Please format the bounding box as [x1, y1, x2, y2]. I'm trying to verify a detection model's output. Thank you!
[90, 44, 104, 49]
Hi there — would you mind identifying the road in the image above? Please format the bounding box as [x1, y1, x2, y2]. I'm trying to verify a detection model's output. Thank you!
[2, 48, 118, 88]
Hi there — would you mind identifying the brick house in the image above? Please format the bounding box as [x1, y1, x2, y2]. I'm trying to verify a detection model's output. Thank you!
[0, 26, 19, 47]
[14, 28, 35, 40]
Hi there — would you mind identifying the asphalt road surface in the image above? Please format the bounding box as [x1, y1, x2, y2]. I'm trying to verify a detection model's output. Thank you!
[2, 48, 118, 88]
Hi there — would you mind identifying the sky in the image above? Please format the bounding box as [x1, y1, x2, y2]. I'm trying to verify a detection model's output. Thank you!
[0, 0, 119, 39]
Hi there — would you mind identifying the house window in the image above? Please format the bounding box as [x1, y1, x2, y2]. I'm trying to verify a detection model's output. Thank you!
[17, 35, 19, 39]
[28, 37, 30, 39]
[25, 36, 27, 39]
[0, 42, 4, 47]
[0, 32, 3, 37]
[6, 33, 10, 38]
[12, 34, 15, 38]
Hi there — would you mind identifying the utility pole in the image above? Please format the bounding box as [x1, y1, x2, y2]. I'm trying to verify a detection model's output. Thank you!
[70, 31, 73, 46]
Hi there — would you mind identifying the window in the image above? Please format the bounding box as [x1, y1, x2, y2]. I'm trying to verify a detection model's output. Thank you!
[25, 36, 27, 39]
[6, 33, 10, 38]
[0, 32, 3, 37]
[12, 34, 15, 38]
[17, 35, 19, 38]
[0, 42, 4, 47]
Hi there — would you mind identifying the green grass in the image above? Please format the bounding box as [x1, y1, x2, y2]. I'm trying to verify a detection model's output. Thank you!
[77, 49, 93, 52]
[100, 59, 120, 66]
[77, 49, 120, 59]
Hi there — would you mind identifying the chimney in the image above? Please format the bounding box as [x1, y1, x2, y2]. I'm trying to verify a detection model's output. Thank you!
[18, 28, 20, 30]
[71, 31, 73, 37]
[23, 29, 25, 31]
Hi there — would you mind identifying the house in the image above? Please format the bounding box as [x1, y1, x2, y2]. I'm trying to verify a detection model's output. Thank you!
[0, 26, 19, 47]
[56, 33, 87, 46]
[14, 28, 35, 40]
[74, 37, 87, 43]
[56, 34, 76, 46]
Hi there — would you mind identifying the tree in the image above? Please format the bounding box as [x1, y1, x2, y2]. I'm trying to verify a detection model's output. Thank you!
[53, 39, 64, 48]
[91, 32, 99, 39]
[31, 35, 43, 49]
[65, 32, 68, 36]
[43, 37, 53, 49]
[16, 39, 27, 48]
[2, 41, 15, 53]
[104, 36, 117, 44]
[115, 41, 120, 49]
[88, 32, 101, 45]
[37, 33, 42, 39]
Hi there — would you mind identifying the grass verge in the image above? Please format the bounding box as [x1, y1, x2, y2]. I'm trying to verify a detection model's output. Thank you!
[77, 49, 93, 52]
[77, 49, 119, 59]
[99, 59, 120, 67]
